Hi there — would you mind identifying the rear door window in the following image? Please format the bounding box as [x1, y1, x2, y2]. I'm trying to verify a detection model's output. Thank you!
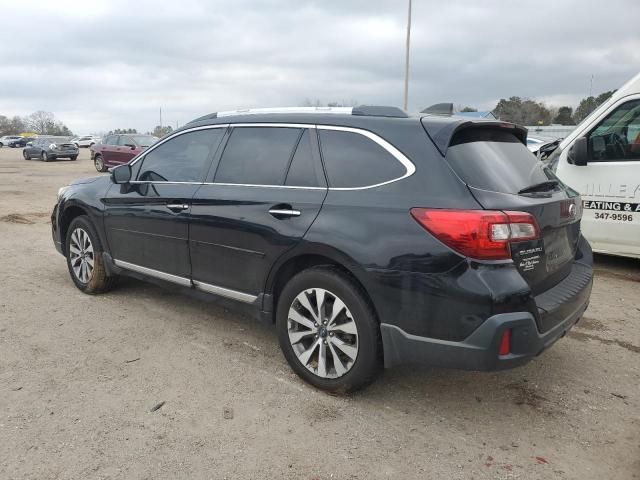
[318, 129, 406, 188]
[445, 129, 555, 194]
[215, 127, 301, 185]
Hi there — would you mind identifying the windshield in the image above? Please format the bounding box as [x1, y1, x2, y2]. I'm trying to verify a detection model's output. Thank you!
[445, 128, 558, 194]
[131, 135, 158, 147]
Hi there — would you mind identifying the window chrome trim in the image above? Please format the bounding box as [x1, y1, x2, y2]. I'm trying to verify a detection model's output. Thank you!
[316, 125, 416, 190]
[193, 280, 257, 303]
[217, 107, 353, 117]
[113, 259, 192, 287]
[127, 122, 416, 190]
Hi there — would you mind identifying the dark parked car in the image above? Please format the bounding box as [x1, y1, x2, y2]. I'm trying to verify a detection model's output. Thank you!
[51, 107, 593, 392]
[24, 137, 78, 161]
[8, 136, 34, 148]
[91, 134, 158, 172]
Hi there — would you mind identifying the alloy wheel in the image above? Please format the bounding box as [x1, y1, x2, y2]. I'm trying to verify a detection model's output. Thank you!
[95, 156, 104, 172]
[69, 227, 94, 283]
[287, 288, 359, 379]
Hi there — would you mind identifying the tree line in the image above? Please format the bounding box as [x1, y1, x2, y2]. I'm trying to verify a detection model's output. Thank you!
[491, 90, 615, 126]
[0, 111, 73, 136]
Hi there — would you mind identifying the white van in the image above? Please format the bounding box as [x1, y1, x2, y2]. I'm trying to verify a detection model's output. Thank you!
[548, 72, 640, 259]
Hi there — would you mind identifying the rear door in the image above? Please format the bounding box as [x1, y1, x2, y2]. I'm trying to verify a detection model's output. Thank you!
[103, 128, 224, 278]
[189, 125, 327, 300]
[100, 135, 119, 166]
[440, 125, 582, 294]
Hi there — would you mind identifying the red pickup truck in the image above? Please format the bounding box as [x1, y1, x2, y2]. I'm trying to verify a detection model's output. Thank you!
[91, 134, 158, 172]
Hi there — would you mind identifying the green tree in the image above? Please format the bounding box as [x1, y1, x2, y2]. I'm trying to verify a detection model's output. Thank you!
[574, 90, 615, 123]
[108, 128, 138, 134]
[460, 106, 478, 112]
[151, 125, 173, 137]
[552, 106, 575, 125]
[494, 97, 552, 125]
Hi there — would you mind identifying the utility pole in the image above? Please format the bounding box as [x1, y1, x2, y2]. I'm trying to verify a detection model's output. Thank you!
[403, 0, 412, 111]
[589, 74, 594, 98]
[159, 107, 162, 128]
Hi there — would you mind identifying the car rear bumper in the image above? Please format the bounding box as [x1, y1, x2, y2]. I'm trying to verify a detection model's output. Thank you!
[380, 258, 592, 370]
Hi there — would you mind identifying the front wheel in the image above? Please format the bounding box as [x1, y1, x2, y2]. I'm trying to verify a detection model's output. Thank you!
[65, 215, 117, 294]
[70, 155, 78, 160]
[276, 267, 381, 393]
[94, 155, 106, 172]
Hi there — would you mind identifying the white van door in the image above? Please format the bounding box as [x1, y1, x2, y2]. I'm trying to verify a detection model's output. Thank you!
[556, 98, 640, 258]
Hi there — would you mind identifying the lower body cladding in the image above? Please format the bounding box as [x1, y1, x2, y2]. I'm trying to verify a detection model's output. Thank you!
[377, 258, 593, 370]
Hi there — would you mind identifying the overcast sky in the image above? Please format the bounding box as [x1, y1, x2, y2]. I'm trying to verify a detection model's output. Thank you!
[1, 0, 638, 134]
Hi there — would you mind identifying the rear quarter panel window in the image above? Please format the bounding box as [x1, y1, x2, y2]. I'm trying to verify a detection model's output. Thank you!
[318, 129, 405, 188]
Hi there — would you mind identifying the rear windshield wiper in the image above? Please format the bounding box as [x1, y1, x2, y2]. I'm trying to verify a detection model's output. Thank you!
[518, 180, 559, 194]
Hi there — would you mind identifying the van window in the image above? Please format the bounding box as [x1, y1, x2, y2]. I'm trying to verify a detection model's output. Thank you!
[318, 130, 405, 188]
[215, 127, 301, 185]
[285, 130, 325, 187]
[588, 100, 640, 162]
[445, 128, 556, 194]
[137, 129, 222, 182]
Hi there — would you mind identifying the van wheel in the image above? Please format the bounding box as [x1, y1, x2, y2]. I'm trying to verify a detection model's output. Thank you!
[276, 266, 380, 393]
[65, 215, 117, 294]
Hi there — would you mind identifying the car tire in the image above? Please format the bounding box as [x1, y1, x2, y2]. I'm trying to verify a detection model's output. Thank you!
[65, 215, 117, 294]
[41, 151, 50, 162]
[70, 155, 78, 161]
[94, 155, 106, 172]
[0, 143, 4, 148]
[23, 150, 30, 160]
[276, 266, 381, 393]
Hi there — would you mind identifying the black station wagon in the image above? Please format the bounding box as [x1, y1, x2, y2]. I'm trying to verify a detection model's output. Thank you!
[51, 106, 593, 392]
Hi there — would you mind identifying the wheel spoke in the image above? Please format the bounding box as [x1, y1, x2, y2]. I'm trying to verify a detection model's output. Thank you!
[288, 309, 316, 330]
[329, 318, 357, 335]
[328, 297, 347, 326]
[288, 329, 315, 344]
[85, 255, 94, 268]
[330, 336, 357, 360]
[315, 289, 326, 321]
[298, 339, 319, 366]
[327, 341, 347, 377]
[317, 341, 327, 377]
[69, 245, 81, 256]
[296, 291, 318, 321]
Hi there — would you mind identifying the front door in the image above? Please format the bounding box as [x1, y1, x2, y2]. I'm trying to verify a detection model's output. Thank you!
[189, 126, 327, 300]
[103, 128, 225, 279]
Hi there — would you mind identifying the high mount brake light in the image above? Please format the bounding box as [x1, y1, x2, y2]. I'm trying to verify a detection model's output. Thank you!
[410, 209, 540, 260]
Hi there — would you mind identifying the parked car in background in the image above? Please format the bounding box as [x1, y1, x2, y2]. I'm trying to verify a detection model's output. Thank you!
[8, 136, 36, 148]
[71, 135, 101, 148]
[23, 137, 78, 161]
[52, 106, 592, 392]
[91, 134, 158, 172]
[0, 135, 22, 147]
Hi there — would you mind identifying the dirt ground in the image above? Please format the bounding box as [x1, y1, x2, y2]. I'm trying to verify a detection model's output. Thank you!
[0, 146, 639, 480]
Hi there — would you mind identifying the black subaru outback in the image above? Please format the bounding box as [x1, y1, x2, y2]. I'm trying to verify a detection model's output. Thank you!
[51, 106, 592, 392]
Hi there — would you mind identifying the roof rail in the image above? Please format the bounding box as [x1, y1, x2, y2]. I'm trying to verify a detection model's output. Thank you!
[187, 105, 408, 124]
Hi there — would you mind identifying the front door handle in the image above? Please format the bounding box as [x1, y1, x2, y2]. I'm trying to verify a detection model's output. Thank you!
[269, 204, 301, 218]
[167, 203, 190, 212]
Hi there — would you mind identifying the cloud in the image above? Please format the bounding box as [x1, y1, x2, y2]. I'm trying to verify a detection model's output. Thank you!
[1, 0, 638, 133]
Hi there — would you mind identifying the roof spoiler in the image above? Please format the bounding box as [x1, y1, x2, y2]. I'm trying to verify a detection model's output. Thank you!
[421, 116, 528, 156]
[421, 103, 454, 115]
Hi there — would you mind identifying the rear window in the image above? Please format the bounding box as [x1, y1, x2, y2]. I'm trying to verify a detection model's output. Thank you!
[445, 129, 555, 194]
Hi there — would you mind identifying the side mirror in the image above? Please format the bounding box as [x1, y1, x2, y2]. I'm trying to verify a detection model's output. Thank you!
[111, 164, 132, 184]
[567, 137, 588, 166]
[124, 143, 136, 150]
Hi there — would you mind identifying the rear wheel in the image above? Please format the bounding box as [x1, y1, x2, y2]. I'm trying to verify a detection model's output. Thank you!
[276, 267, 380, 393]
[70, 155, 78, 160]
[40, 151, 51, 162]
[23, 150, 30, 160]
[65, 215, 117, 294]
[94, 155, 106, 172]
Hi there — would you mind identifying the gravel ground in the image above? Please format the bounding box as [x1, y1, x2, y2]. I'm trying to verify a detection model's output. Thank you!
[0, 146, 639, 479]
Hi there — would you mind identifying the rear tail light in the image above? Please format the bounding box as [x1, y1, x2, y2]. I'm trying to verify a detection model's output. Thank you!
[410, 209, 540, 260]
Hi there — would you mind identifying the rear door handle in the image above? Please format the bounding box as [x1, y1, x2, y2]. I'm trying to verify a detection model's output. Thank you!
[167, 203, 190, 212]
[269, 205, 301, 218]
